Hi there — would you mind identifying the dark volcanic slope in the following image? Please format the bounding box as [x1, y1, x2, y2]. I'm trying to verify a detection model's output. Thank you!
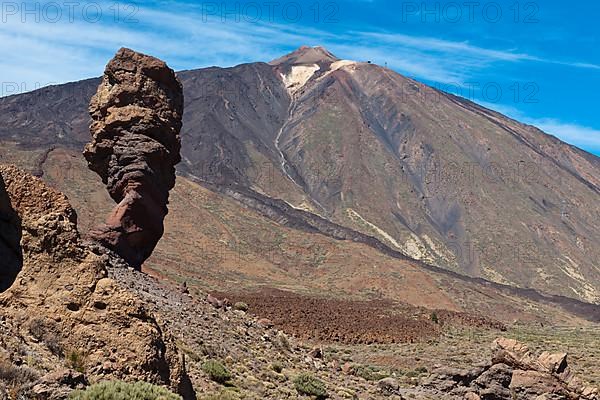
[0, 46, 599, 303]
[176, 63, 289, 186]
[0, 78, 100, 148]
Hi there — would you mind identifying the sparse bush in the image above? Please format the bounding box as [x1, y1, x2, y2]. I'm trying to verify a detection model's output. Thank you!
[0, 360, 38, 384]
[415, 366, 428, 374]
[69, 380, 181, 399]
[233, 302, 248, 312]
[275, 332, 291, 352]
[28, 318, 64, 356]
[176, 341, 201, 363]
[430, 312, 439, 324]
[199, 343, 221, 358]
[350, 365, 388, 381]
[65, 349, 87, 373]
[405, 370, 420, 378]
[0, 359, 39, 399]
[202, 360, 232, 384]
[201, 388, 241, 400]
[28, 318, 46, 340]
[293, 373, 327, 399]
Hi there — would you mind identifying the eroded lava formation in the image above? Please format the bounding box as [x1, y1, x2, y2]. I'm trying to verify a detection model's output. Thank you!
[84, 47, 184, 269]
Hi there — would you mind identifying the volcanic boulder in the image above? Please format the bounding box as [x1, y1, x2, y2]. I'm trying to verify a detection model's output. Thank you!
[83, 47, 183, 269]
[423, 337, 598, 399]
[0, 165, 190, 396]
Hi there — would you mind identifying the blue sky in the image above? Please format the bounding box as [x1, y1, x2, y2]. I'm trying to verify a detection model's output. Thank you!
[1, 0, 599, 155]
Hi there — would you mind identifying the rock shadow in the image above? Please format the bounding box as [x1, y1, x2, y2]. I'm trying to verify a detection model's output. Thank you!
[0, 172, 22, 292]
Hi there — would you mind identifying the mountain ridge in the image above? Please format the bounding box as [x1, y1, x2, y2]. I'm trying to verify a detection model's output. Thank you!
[0, 46, 599, 304]
[2, 45, 600, 400]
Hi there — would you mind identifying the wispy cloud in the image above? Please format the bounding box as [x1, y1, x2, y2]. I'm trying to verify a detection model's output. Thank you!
[532, 119, 600, 155]
[1, 1, 598, 155]
[478, 102, 600, 156]
[355, 31, 534, 62]
[346, 31, 600, 79]
[0, 2, 321, 89]
[2, 0, 598, 95]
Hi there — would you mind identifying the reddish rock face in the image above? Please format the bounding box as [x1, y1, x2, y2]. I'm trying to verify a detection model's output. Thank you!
[0, 165, 190, 393]
[83, 48, 183, 269]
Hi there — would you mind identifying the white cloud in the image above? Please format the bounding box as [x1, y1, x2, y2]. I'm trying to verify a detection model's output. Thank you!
[355, 31, 534, 62]
[477, 102, 600, 155]
[1, 1, 598, 155]
[532, 119, 600, 154]
[344, 31, 600, 83]
[0, 1, 330, 93]
[2, 0, 598, 94]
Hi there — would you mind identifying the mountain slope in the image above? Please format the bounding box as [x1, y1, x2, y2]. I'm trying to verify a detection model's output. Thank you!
[0, 46, 598, 303]
[8, 142, 599, 326]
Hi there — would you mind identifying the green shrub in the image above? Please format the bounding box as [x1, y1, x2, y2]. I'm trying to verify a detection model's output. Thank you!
[233, 302, 248, 312]
[69, 381, 181, 400]
[202, 360, 232, 384]
[66, 349, 87, 373]
[350, 365, 388, 381]
[293, 373, 327, 399]
[430, 312, 439, 324]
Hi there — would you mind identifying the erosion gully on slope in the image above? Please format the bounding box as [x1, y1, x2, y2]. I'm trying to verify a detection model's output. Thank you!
[274, 66, 328, 215]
